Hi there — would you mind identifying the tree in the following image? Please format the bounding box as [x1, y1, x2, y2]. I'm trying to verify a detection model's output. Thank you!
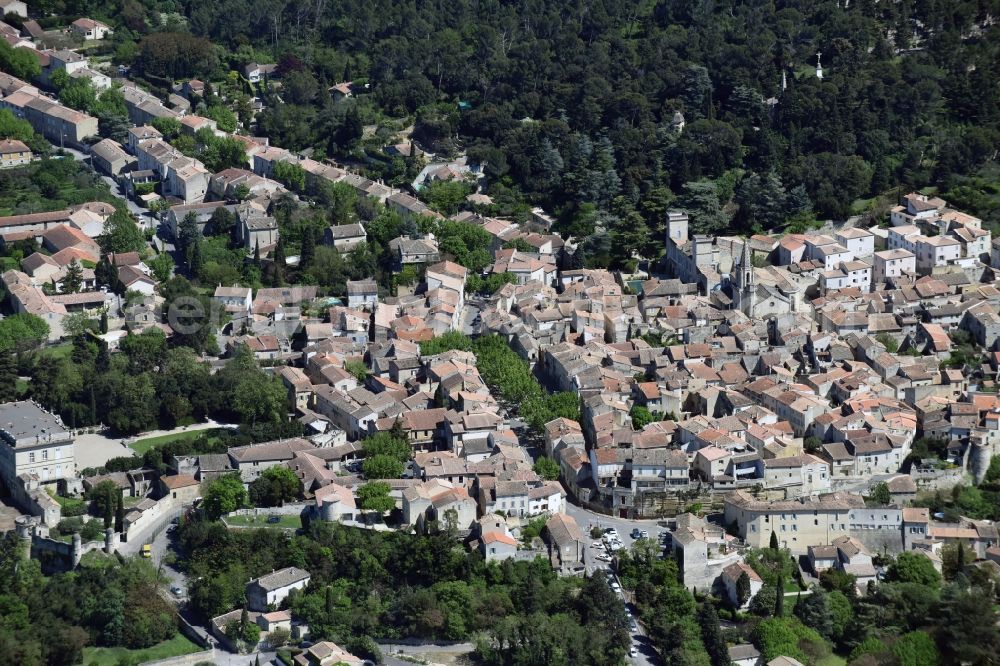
[362, 431, 410, 462]
[774, 572, 784, 617]
[62, 312, 93, 338]
[794, 588, 834, 640]
[871, 332, 901, 355]
[88, 480, 119, 520]
[869, 481, 891, 506]
[136, 32, 218, 79]
[941, 542, 974, 580]
[891, 630, 939, 666]
[151, 117, 181, 139]
[178, 212, 201, 257]
[678, 180, 729, 235]
[886, 552, 941, 589]
[99, 309, 109, 334]
[769, 530, 779, 551]
[736, 572, 752, 608]
[232, 374, 287, 427]
[0, 351, 16, 402]
[357, 482, 394, 519]
[62, 259, 84, 294]
[938, 583, 1000, 664]
[533, 456, 561, 481]
[202, 473, 248, 519]
[248, 466, 300, 507]
[204, 104, 238, 133]
[363, 455, 404, 480]
[114, 491, 124, 533]
[698, 603, 729, 666]
[0, 108, 34, 142]
[149, 252, 174, 282]
[752, 617, 828, 664]
[0, 39, 40, 80]
[0, 313, 49, 353]
[100, 208, 146, 254]
[629, 405, 655, 430]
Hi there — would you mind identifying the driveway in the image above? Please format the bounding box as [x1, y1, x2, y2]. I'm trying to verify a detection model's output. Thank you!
[75, 431, 136, 470]
[76, 419, 235, 470]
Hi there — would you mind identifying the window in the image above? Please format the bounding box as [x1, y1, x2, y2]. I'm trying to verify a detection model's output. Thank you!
[42, 450, 48, 461]
[781, 525, 786, 532]
[28, 452, 34, 463]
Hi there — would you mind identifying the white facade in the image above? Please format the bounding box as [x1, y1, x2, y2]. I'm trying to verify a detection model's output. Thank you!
[835, 228, 875, 258]
[873, 249, 916, 284]
[914, 236, 961, 273]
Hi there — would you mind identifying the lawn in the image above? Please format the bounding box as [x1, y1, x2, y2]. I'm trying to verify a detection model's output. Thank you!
[128, 428, 211, 455]
[80, 634, 202, 666]
[224, 514, 302, 529]
[38, 343, 73, 360]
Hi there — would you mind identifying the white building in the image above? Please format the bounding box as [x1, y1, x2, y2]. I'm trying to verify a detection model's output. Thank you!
[873, 249, 916, 284]
[914, 236, 961, 273]
[0, 401, 75, 484]
[834, 227, 875, 258]
[245, 567, 311, 611]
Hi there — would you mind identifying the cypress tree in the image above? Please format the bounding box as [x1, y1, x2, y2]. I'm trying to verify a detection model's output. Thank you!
[115, 490, 124, 533]
[103, 491, 113, 529]
[774, 572, 785, 617]
[769, 530, 779, 550]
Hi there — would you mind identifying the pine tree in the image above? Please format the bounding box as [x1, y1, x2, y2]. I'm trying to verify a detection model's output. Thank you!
[63, 259, 83, 293]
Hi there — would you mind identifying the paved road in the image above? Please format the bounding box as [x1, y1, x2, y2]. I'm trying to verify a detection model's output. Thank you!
[460, 300, 480, 335]
[566, 502, 667, 551]
[119, 506, 182, 556]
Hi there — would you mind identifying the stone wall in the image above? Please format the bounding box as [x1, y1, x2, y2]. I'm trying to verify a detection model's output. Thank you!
[226, 503, 310, 518]
[911, 465, 967, 492]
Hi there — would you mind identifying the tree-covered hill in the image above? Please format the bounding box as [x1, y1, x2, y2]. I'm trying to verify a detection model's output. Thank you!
[39, 0, 1000, 264]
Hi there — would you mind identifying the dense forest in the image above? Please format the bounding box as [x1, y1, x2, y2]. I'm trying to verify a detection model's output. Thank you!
[26, 0, 1000, 269]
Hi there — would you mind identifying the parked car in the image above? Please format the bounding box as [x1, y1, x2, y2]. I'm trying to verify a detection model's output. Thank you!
[630, 528, 642, 539]
[629, 646, 638, 657]
[141, 544, 152, 558]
